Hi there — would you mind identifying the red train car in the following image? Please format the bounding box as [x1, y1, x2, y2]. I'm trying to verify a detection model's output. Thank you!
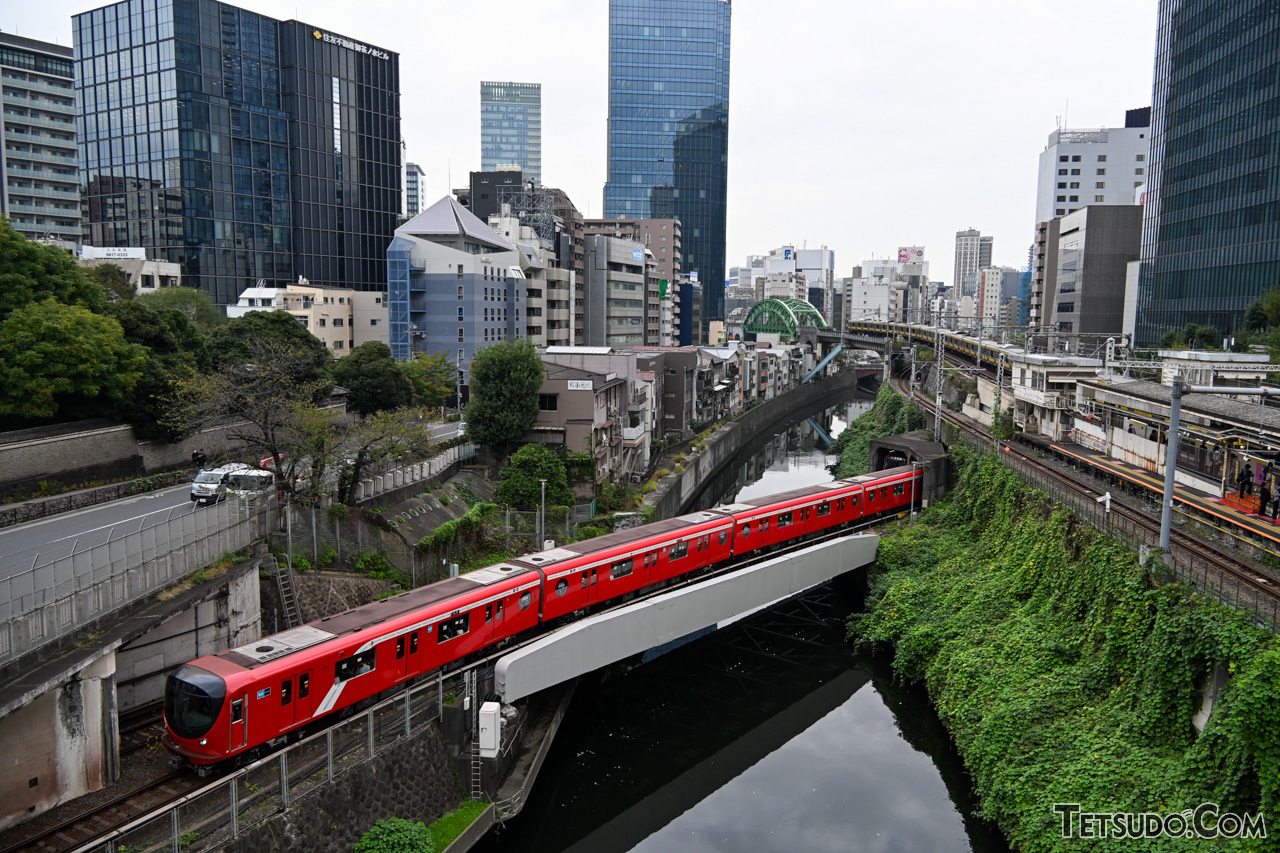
[164, 465, 924, 768]
[163, 563, 542, 767]
[511, 508, 736, 622]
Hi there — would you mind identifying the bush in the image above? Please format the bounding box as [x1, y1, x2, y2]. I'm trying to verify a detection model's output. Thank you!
[353, 817, 435, 853]
[674, 464, 685, 474]
[640, 481, 657, 494]
[319, 546, 337, 567]
[291, 555, 311, 572]
[673, 452, 687, 463]
[439, 494, 450, 506]
[654, 468, 672, 479]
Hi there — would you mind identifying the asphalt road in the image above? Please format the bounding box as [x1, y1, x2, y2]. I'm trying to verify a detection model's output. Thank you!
[0, 422, 462, 579]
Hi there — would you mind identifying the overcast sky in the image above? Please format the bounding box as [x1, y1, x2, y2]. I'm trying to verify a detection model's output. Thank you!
[4, 0, 1158, 284]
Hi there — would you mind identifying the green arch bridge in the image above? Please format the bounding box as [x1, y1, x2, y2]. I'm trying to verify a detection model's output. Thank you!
[742, 298, 829, 339]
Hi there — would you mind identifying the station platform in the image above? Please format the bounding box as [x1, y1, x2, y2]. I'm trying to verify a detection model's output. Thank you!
[1020, 435, 1280, 555]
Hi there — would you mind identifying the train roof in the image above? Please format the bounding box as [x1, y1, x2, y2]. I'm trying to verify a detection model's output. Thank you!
[720, 480, 853, 510]
[512, 509, 733, 568]
[220, 565, 538, 668]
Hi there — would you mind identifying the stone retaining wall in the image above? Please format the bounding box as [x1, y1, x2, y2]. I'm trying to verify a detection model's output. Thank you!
[224, 723, 462, 853]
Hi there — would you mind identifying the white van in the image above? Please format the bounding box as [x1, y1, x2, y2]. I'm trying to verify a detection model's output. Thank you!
[190, 463, 251, 505]
[226, 468, 276, 501]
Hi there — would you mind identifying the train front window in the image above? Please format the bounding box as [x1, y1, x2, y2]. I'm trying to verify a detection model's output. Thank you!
[164, 664, 227, 740]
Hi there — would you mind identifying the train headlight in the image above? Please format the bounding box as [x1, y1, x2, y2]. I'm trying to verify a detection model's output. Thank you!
[199, 738, 208, 745]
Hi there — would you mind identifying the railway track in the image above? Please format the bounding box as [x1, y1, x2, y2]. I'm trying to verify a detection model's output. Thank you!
[896, 375, 1280, 615]
[0, 770, 201, 853]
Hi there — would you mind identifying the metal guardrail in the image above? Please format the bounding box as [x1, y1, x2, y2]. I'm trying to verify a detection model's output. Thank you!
[0, 471, 191, 530]
[72, 670, 470, 853]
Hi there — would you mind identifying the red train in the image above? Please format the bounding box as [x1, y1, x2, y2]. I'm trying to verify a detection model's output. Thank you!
[162, 465, 922, 768]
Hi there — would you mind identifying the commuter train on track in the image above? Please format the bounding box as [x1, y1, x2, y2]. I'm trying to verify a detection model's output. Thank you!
[163, 464, 923, 769]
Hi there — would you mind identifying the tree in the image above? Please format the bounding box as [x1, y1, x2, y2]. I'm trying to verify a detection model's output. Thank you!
[353, 817, 435, 853]
[464, 340, 543, 459]
[332, 341, 414, 416]
[0, 218, 105, 321]
[104, 300, 208, 440]
[403, 351, 455, 409]
[331, 408, 437, 504]
[170, 338, 329, 496]
[0, 299, 146, 420]
[136, 286, 226, 331]
[208, 309, 331, 382]
[1263, 288, 1280, 329]
[495, 443, 574, 509]
[1245, 299, 1269, 332]
[85, 262, 135, 302]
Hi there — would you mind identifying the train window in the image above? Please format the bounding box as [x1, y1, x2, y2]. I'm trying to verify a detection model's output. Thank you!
[520, 591, 532, 610]
[485, 604, 493, 624]
[852, 495, 859, 506]
[894, 483, 905, 495]
[817, 502, 831, 517]
[496, 601, 503, 617]
[762, 519, 770, 532]
[281, 679, 292, 706]
[719, 530, 727, 545]
[778, 512, 793, 527]
[837, 498, 844, 511]
[611, 558, 633, 579]
[696, 538, 702, 552]
[670, 540, 689, 560]
[396, 637, 406, 659]
[867, 491, 875, 502]
[555, 579, 568, 597]
[336, 649, 377, 680]
[741, 524, 750, 537]
[299, 674, 309, 699]
[436, 615, 470, 644]
[231, 698, 244, 723]
[582, 572, 589, 589]
[410, 633, 418, 654]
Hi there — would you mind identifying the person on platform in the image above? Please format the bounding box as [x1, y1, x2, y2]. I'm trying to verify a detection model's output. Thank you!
[1260, 482, 1272, 518]
[1238, 463, 1253, 498]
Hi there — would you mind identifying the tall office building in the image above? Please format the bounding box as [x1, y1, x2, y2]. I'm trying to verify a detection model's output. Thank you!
[1034, 109, 1150, 224]
[953, 228, 992, 294]
[73, 0, 401, 305]
[405, 162, 425, 218]
[480, 81, 541, 185]
[0, 34, 80, 245]
[1135, 0, 1280, 345]
[603, 0, 731, 332]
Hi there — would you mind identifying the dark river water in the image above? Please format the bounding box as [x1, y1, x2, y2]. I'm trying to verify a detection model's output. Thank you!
[478, 395, 1010, 853]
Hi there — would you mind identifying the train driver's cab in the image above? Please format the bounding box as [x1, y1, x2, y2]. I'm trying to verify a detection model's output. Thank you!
[164, 664, 227, 740]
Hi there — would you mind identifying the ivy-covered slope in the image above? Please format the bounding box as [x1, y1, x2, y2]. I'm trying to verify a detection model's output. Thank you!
[832, 383, 922, 478]
[852, 445, 1280, 852]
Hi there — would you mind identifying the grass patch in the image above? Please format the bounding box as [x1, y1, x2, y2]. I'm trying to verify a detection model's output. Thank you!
[428, 799, 490, 849]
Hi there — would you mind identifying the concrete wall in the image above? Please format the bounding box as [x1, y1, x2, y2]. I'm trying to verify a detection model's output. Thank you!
[651, 370, 862, 520]
[115, 564, 261, 712]
[0, 655, 116, 832]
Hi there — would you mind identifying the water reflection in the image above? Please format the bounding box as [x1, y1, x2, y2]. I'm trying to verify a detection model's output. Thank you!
[725, 396, 876, 503]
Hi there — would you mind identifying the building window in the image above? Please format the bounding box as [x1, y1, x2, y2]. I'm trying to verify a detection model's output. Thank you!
[370, 319, 381, 326]
[1071, 155, 1081, 162]
[1097, 168, 1106, 175]
[1057, 195, 1066, 202]
[458, 286, 464, 299]
[458, 308, 464, 321]
[1095, 195, 1105, 202]
[1057, 182, 1067, 189]
[1058, 169, 1068, 176]
[1096, 182, 1106, 189]
[1057, 302, 1076, 313]
[1056, 209, 1066, 215]
[1070, 169, 1080, 175]
[1136, 153, 1145, 161]
[334, 341, 344, 350]
[539, 393, 558, 411]
[1070, 182, 1080, 188]
[333, 318, 344, 327]
[318, 318, 326, 327]
[458, 327, 464, 342]
[1069, 196, 1078, 202]
[1135, 167, 1145, 175]
[1097, 154, 1107, 162]
[1058, 155, 1068, 162]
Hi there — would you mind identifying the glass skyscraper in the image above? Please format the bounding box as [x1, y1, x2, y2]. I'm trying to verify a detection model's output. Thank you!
[480, 81, 541, 185]
[604, 0, 731, 332]
[73, 0, 401, 305]
[1135, 0, 1280, 346]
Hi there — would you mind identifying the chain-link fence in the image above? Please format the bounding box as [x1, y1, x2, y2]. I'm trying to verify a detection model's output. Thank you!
[946, 423, 1280, 633]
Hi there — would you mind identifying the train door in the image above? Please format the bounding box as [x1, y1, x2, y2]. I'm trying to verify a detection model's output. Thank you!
[407, 630, 421, 677]
[395, 635, 410, 680]
[229, 693, 247, 751]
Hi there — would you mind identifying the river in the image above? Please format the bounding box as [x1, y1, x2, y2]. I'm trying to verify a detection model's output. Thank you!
[477, 394, 1009, 853]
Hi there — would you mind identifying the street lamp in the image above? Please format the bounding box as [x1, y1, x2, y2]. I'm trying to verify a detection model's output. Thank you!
[539, 478, 547, 548]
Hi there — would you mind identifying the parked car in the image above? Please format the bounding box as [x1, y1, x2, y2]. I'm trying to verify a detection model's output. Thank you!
[190, 463, 251, 505]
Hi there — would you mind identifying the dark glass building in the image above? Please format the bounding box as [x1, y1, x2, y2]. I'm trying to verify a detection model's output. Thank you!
[603, 0, 731, 338]
[73, 0, 400, 305]
[1135, 0, 1280, 345]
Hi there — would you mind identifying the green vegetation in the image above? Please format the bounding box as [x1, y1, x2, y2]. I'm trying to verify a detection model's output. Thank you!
[495, 443, 574, 509]
[831, 383, 922, 478]
[853, 445, 1280, 852]
[353, 816, 435, 853]
[464, 339, 543, 458]
[418, 502, 499, 552]
[332, 341, 414, 416]
[402, 350, 456, 409]
[426, 800, 489, 849]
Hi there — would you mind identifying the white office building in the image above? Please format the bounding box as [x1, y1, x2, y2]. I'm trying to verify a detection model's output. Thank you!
[1034, 109, 1151, 224]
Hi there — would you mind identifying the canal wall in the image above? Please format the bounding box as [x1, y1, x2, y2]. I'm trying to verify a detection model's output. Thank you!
[650, 371, 864, 519]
